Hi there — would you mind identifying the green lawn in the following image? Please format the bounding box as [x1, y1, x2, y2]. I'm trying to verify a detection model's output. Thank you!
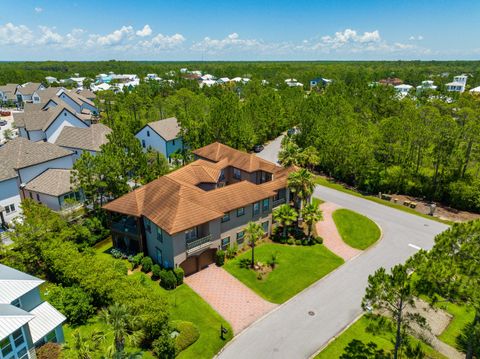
[58, 241, 233, 359]
[312, 197, 324, 206]
[436, 301, 474, 349]
[332, 209, 381, 250]
[315, 177, 452, 225]
[224, 243, 343, 303]
[316, 315, 447, 359]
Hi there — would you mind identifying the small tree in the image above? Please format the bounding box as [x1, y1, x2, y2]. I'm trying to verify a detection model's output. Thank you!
[362, 263, 427, 359]
[244, 221, 265, 268]
[301, 202, 323, 241]
[278, 140, 301, 167]
[3, 128, 13, 140]
[273, 204, 298, 238]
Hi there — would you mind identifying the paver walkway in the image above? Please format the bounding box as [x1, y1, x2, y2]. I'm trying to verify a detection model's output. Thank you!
[315, 202, 362, 261]
[185, 265, 277, 334]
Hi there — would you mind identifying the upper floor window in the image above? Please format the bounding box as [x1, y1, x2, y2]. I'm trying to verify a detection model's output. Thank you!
[233, 168, 241, 180]
[157, 227, 163, 243]
[145, 218, 151, 233]
[185, 227, 197, 241]
[262, 198, 269, 211]
[172, 139, 176, 145]
[147, 130, 150, 137]
[221, 212, 230, 223]
[4, 204, 15, 214]
[237, 207, 245, 217]
[253, 202, 260, 216]
[142, 139, 146, 148]
[1, 336, 13, 357]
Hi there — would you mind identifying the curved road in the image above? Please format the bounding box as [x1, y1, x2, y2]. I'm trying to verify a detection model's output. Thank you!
[216, 137, 448, 359]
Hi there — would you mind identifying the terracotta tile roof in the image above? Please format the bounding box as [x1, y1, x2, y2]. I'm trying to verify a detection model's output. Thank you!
[193, 142, 280, 174]
[25, 169, 75, 196]
[103, 143, 286, 235]
[0, 138, 72, 181]
[55, 123, 111, 151]
[145, 117, 181, 141]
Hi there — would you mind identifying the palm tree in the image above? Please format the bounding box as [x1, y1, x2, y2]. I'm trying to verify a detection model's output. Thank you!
[287, 168, 316, 209]
[245, 221, 265, 268]
[99, 303, 143, 358]
[278, 141, 301, 167]
[301, 202, 323, 241]
[273, 204, 298, 238]
[299, 146, 319, 171]
[65, 329, 105, 359]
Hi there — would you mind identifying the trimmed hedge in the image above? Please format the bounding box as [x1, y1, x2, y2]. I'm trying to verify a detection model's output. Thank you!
[171, 320, 200, 354]
[152, 264, 161, 280]
[141, 256, 153, 273]
[159, 270, 177, 290]
[215, 250, 225, 266]
[173, 267, 184, 285]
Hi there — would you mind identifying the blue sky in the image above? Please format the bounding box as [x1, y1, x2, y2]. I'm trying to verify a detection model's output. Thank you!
[0, 0, 479, 60]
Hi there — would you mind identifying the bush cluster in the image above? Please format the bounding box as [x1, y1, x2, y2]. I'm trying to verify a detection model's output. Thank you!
[215, 250, 225, 266]
[171, 320, 200, 354]
[159, 270, 177, 290]
[44, 284, 94, 325]
[141, 256, 153, 272]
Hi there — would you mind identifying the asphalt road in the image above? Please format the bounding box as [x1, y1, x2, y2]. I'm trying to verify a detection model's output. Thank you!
[217, 138, 449, 359]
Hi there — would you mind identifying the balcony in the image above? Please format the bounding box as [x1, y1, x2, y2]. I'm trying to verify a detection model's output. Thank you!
[111, 220, 140, 238]
[273, 197, 286, 207]
[186, 234, 213, 255]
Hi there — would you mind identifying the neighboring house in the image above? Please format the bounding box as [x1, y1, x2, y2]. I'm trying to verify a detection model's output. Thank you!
[0, 264, 66, 358]
[446, 75, 468, 92]
[15, 83, 45, 103]
[75, 89, 96, 101]
[91, 83, 111, 92]
[470, 86, 480, 94]
[199, 79, 216, 88]
[14, 102, 90, 143]
[57, 91, 98, 115]
[416, 80, 437, 93]
[55, 123, 111, 161]
[103, 142, 294, 276]
[44, 76, 58, 84]
[285, 78, 303, 87]
[394, 84, 413, 98]
[216, 77, 230, 84]
[32, 87, 64, 104]
[24, 169, 83, 211]
[0, 138, 73, 224]
[378, 78, 403, 86]
[309, 77, 332, 88]
[135, 117, 183, 161]
[0, 84, 20, 104]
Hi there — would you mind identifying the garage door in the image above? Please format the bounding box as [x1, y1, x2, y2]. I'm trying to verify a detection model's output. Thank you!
[198, 249, 215, 270]
[180, 256, 197, 276]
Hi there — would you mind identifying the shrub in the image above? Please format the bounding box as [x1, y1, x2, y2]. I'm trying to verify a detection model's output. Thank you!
[280, 237, 287, 244]
[215, 250, 225, 266]
[152, 264, 161, 280]
[152, 331, 176, 359]
[36, 343, 62, 359]
[110, 248, 123, 259]
[171, 320, 200, 354]
[226, 244, 238, 259]
[239, 258, 252, 269]
[295, 239, 302, 245]
[173, 268, 184, 285]
[302, 240, 309, 246]
[267, 252, 279, 269]
[132, 252, 144, 269]
[314, 236, 323, 244]
[159, 270, 177, 290]
[287, 238, 295, 245]
[43, 285, 94, 326]
[141, 256, 153, 273]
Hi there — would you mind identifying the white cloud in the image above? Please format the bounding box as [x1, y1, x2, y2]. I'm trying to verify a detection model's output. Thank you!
[37, 26, 63, 45]
[0, 23, 34, 45]
[320, 29, 381, 48]
[34, 7, 43, 13]
[139, 33, 185, 50]
[93, 25, 134, 46]
[409, 35, 424, 41]
[192, 32, 264, 52]
[136, 24, 152, 37]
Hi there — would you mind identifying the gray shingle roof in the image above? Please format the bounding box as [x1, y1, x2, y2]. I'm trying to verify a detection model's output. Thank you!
[25, 168, 75, 196]
[145, 117, 181, 141]
[0, 138, 72, 181]
[55, 123, 111, 151]
[16, 82, 43, 96]
[0, 84, 19, 101]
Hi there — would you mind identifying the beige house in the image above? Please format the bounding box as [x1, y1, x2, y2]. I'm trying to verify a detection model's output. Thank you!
[103, 142, 294, 276]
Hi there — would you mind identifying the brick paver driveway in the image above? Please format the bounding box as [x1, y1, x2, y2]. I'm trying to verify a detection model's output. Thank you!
[316, 202, 362, 261]
[185, 265, 277, 334]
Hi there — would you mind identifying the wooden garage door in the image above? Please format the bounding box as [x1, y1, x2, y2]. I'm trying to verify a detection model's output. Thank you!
[198, 249, 215, 270]
[180, 256, 197, 276]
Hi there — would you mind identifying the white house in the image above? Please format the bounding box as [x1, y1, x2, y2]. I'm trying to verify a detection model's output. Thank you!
[45, 76, 58, 84]
[0, 264, 66, 358]
[446, 75, 468, 93]
[285, 78, 303, 87]
[91, 83, 112, 92]
[216, 77, 230, 84]
[416, 80, 437, 93]
[0, 84, 19, 104]
[394, 84, 413, 98]
[199, 79, 216, 88]
[15, 83, 45, 103]
[135, 117, 183, 161]
[0, 138, 74, 224]
[469, 86, 480, 94]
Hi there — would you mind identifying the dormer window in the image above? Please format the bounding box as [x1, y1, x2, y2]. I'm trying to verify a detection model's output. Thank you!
[233, 168, 241, 180]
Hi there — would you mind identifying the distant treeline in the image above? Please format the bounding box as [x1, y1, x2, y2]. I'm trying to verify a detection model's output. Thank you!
[1, 60, 480, 88]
